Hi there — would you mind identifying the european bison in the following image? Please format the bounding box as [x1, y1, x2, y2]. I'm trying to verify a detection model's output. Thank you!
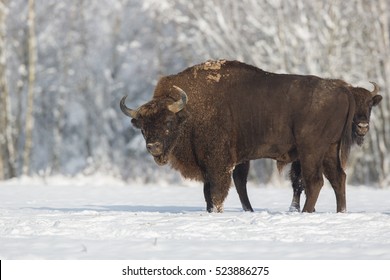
[234, 83, 382, 212]
[286, 83, 382, 212]
[120, 60, 355, 213]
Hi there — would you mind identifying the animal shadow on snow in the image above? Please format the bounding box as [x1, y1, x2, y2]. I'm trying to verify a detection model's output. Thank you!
[25, 205, 204, 214]
[24, 205, 273, 214]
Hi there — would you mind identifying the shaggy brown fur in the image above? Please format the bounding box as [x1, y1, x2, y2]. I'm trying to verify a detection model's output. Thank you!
[121, 60, 356, 213]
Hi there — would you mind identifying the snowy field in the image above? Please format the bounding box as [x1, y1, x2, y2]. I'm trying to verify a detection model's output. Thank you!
[0, 175, 390, 260]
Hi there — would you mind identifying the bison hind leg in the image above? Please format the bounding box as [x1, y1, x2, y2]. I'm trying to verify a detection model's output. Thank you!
[289, 200, 301, 213]
[323, 143, 347, 213]
[299, 148, 325, 213]
[288, 161, 304, 212]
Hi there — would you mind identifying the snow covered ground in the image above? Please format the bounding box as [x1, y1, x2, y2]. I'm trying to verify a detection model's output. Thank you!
[0, 175, 390, 260]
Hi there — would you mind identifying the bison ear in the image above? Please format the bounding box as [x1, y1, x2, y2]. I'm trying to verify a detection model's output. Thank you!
[131, 118, 141, 129]
[372, 95, 382, 106]
[176, 109, 189, 124]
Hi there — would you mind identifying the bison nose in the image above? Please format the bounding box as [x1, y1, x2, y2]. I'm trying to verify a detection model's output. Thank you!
[357, 122, 369, 135]
[146, 142, 163, 156]
[358, 122, 369, 128]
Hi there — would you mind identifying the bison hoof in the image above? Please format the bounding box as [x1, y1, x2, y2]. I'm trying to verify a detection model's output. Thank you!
[212, 206, 224, 213]
[289, 203, 300, 212]
[206, 205, 224, 213]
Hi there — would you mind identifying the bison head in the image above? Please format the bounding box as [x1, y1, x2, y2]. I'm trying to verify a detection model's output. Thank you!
[120, 85, 188, 165]
[352, 82, 382, 145]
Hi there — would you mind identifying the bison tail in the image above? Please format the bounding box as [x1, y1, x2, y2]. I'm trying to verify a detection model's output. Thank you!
[339, 90, 356, 169]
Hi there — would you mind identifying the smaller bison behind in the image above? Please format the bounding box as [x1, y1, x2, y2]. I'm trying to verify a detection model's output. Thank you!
[121, 60, 356, 213]
[233, 82, 382, 212]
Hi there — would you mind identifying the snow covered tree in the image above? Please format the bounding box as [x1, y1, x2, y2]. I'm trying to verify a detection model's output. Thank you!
[22, 0, 37, 175]
[0, 0, 389, 186]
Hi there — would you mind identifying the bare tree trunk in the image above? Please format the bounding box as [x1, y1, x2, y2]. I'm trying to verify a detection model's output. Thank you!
[0, 0, 16, 179]
[374, 0, 390, 187]
[0, 0, 6, 180]
[23, 0, 37, 175]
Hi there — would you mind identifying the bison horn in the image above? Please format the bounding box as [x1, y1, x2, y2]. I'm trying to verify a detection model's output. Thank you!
[120, 96, 139, 119]
[369, 81, 379, 96]
[168, 85, 188, 113]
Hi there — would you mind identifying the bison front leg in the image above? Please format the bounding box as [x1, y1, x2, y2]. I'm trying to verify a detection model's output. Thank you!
[233, 161, 254, 212]
[204, 171, 232, 213]
[203, 182, 213, 213]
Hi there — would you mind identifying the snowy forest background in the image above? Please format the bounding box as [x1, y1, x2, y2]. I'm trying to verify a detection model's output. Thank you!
[0, 0, 389, 187]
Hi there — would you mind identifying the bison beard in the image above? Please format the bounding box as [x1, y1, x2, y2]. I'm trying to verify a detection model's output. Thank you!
[121, 60, 357, 213]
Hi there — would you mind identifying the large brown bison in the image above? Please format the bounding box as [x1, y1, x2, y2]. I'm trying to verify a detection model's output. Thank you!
[234, 83, 382, 212]
[120, 60, 355, 213]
